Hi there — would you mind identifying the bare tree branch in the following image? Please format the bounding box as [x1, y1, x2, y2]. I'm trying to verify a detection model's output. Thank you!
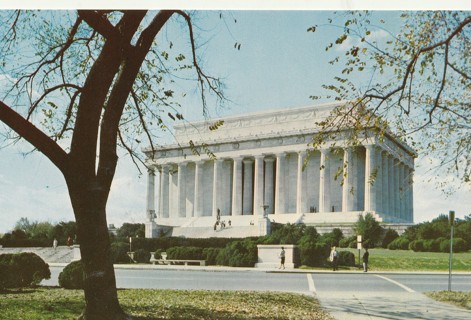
[130, 89, 155, 157]
[0, 100, 68, 171]
[77, 10, 119, 40]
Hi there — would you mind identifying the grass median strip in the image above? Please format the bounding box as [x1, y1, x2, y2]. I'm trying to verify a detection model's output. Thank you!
[0, 287, 334, 320]
[426, 291, 471, 311]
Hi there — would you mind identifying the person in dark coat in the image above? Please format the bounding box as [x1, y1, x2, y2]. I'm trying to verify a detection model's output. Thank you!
[363, 248, 369, 272]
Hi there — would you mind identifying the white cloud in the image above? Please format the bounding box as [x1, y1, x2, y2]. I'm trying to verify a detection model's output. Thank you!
[366, 29, 389, 40]
[335, 28, 390, 52]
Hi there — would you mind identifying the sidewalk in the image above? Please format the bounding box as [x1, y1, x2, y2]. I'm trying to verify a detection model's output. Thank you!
[316, 291, 471, 320]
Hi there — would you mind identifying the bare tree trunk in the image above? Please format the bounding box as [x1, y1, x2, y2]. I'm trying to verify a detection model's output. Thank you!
[67, 179, 129, 320]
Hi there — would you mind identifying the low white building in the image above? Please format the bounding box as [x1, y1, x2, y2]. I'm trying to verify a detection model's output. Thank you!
[143, 102, 415, 238]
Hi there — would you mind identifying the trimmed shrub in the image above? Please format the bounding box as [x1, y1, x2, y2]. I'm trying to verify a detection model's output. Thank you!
[381, 229, 399, 248]
[166, 247, 204, 260]
[216, 239, 257, 267]
[453, 238, 469, 253]
[339, 236, 356, 248]
[58, 260, 84, 289]
[133, 249, 151, 263]
[153, 249, 163, 260]
[387, 237, 410, 250]
[440, 238, 468, 253]
[423, 238, 445, 252]
[261, 223, 306, 245]
[299, 242, 330, 267]
[348, 238, 358, 249]
[111, 242, 131, 264]
[297, 227, 330, 267]
[409, 240, 425, 252]
[0, 252, 50, 288]
[338, 250, 355, 266]
[130, 237, 239, 253]
[321, 228, 344, 247]
[203, 247, 222, 266]
[0, 238, 51, 248]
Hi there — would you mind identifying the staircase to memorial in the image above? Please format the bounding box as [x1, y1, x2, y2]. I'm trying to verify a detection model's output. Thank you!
[0, 246, 74, 263]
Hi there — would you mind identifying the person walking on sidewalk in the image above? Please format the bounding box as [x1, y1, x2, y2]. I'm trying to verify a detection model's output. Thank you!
[329, 246, 339, 271]
[363, 248, 369, 272]
[278, 247, 286, 269]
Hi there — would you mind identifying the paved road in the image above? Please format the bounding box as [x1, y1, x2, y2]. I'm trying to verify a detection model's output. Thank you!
[43, 266, 471, 320]
[44, 266, 471, 293]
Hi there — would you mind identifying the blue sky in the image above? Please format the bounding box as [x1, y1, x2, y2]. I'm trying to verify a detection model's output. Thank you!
[0, 8, 470, 233]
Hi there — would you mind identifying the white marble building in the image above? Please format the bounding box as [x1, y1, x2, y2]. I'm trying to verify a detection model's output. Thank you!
[144, 102, 415, 238]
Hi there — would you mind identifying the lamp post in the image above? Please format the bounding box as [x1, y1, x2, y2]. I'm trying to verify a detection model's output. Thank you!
[448, 210, 455, 291]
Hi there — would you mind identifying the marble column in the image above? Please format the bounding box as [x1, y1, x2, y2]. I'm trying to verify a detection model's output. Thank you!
[243, 159, 254, 214]
[374, 148, 383, 213]
[274, 153, 286, 214]
[177, 162, 187, 218]
[408, 166, 414, 223]
[232, 157, 243, 216]
[254, 155, 264, 215]
[393, 158, 400, 220]
[296, 151, 307, 213]
[342, 148, 354, 212]
[146, 168, 155, 221]
[319, 149, 331, 213]
[160, 164, 170, 218]
[364, 145, 377, 212]
[399, 162, 406, 222]
[264, 157, 275, 215]
[400, 162, 409, 222]
[388, 155, 395, 218]
[169, 165, 178, 218]
[194, 161, 204, 217]
[212, 159, 223, 217]
[381, 151, 389, 219]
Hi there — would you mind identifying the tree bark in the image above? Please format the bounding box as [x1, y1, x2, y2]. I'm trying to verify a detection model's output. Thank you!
[67, 177, 129, 320]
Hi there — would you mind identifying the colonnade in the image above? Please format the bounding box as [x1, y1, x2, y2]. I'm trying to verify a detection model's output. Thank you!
[146, 145, 414, 224]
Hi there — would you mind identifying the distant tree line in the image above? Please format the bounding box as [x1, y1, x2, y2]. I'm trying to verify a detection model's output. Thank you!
[0, 219, 144, 248]
[387, 214, 471, 252]
[0, 218, 77, 247]
[2, 213, 469, 262]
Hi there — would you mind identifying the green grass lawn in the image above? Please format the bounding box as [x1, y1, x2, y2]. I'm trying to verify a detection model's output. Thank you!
[0, 287, 334, 320]
[339, 248, 471, 272]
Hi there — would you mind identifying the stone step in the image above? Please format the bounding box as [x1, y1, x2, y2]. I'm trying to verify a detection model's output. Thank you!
[171, 226, 259, 238]
[0, 246, 74, 264]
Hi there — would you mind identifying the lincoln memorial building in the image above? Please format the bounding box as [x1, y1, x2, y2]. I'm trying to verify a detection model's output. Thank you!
[144, 102, 415, 238]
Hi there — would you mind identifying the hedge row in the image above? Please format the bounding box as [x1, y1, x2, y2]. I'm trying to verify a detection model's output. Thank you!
[0, 238, 51, 248]
[129, 237, 252, 253]
[409, 238, 468, 253]
[0, 252, 51, 289]
[157, 240, 257, 267]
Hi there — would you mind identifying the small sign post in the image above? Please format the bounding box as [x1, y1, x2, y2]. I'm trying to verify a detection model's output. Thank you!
[448, 211, 455, 291]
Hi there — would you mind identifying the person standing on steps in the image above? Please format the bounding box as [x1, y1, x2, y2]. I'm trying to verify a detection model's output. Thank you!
[53, 238, 58, 249]
[363, 248, 369, 272]
[279, 247, 286, 269]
